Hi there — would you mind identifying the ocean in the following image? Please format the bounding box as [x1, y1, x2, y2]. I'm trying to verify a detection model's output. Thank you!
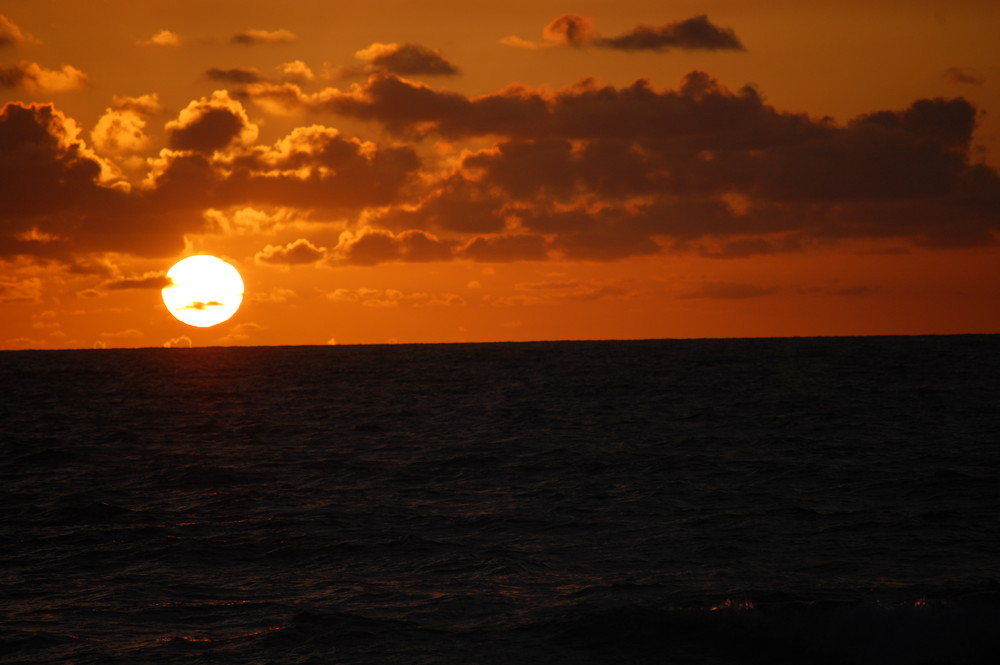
[2, 335, 998, 664]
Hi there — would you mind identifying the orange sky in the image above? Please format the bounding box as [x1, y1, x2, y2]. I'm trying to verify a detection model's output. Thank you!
[2, 0, 999, 349]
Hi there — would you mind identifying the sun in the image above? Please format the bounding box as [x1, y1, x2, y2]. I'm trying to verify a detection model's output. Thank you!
[161, 255, 244, 328]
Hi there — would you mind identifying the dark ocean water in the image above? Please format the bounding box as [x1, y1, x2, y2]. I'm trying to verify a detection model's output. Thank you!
[2, 336, 999, 664]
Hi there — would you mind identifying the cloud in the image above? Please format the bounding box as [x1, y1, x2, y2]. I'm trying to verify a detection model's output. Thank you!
[596, 15, 745, 52]
[111, 93, 163, 116]
[510, 14, 744, 53]
[543, 15, 596, 46]
[0, 13, 37, 47]
[206, 67, 264, 84]
[457, 234, 549, 262]
[106, 273, 171, 290]
[0, 276, 42, 302]
[0, 101, 207, 260]
[331, 228, 452, 265]
[804, 285, 877, 297]
[165, 90, 258, 153]
[138, 29, 181, 47]
[0, 61, 88, 93]
[91, 94, 163, 158]
[498, 35, 543, 50]
[4, 62, 999, 273]
[216, 322, 262, 345]
[326, 286, 464, 307]
[943, 66, 984, 86]
[1, 102, 123, 253]
[353, 42, 460, 77]
[677, 281, 778, 299]
[277, 60, 314, 83]
[255, 238, 326, 265]
[163, 335, 193, 348]
[182, 300, 224, 310]
[268, 70, 997, 252]
[232, 29, 296, 45]
[220, 124, 421, 211]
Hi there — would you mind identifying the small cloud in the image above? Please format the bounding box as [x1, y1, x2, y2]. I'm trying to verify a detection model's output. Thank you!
[597, 15, 745, 52]
[326, 287, 462, 308]
[232, 29, 296, 45]
[277, 60, 314, 83]
[0, 13, 38, 47]
[165, 90, 258, 153]
[182, 300, 224, 310]
[354, 42, 460, 76]
[255, 238, 326, 265]
[163, 335, 193, 348]
[205, 67, 264, 84]
[216, 322, 262, 345]
[678, 281, 777, 299]
[836, 285, 877, 296]
[138, 29, 181, 47]
[327, 337, 337, 345]
[523, 14, 745, 53]
[249, 287, 298, 304]
[499, 35, 546, 50]
[0, 61, 88, 93]
[943, 66, 984, 86]
[106, 273, 171, 290]
[111, 93, 162, 116]
[543, 14, 596, 46]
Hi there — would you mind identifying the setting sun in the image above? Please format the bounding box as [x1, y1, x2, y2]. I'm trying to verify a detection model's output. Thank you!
[161, 255, 244, 328]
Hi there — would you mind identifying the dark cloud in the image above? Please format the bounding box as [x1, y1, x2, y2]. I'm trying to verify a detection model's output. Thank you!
[543, 15, 596, 46]
[462, 138, 658, 200]
[3, 62, 999, 270]
[183, 300, 224, 310]
[943, 67, 984, 86]
[232, 29, 296, 45]
[1, 100, 422, 264]
[535, 14, 744, 52]
[277, 71, 814, 143]
[457, 234, 548, 262]
[0, 14, 34, 48]
[106, 274, 171, 290]
[260, 70, 996, 255]
[166, 91, 257, 153]
[222, 125, 421, 211]
[0, 102, 129, 257]
[354, 43, 460, 76]
[374, 174, 506, 234]
[332, 228, 452, 266]
[678, 281, 778, 299]
[206, 67, 265, 84]
[596, 15, 745, 52]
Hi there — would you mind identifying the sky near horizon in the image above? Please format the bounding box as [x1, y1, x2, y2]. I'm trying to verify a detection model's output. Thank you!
[2, 0, 999, 349]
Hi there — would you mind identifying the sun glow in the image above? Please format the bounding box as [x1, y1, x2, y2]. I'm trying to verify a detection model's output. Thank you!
[161, 255, 244, 327]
